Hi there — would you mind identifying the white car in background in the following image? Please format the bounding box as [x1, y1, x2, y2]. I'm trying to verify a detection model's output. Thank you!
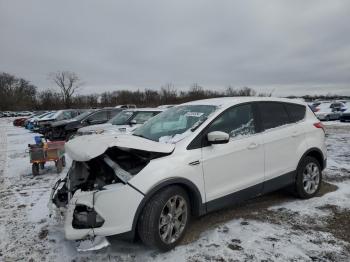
[340, 101, 350, 122]
[51, 97, 326, 251]
[76, 108, 164, 136]
[314, 102, 343, 121]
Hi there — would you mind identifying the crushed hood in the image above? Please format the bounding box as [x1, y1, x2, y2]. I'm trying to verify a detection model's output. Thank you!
[65, 133, 175, 161]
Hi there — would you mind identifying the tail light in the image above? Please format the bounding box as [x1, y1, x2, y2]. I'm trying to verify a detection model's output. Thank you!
[313, 122, 325, 132]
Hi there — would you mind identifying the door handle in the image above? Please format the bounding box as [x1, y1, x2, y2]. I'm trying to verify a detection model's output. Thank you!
[189, 160, 200, 166]
[247, 143, 259, 150]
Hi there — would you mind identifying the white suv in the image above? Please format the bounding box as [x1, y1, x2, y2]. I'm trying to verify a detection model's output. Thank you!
[51, 97, 326, 251]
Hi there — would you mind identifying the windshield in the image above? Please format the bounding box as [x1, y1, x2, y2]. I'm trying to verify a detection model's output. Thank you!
[36, 112, 50, 118]
[73, 111, 93, 121]
[133, 105, 217, 143]
[40, 112, 54, 119]
[109, 110, 134, 125]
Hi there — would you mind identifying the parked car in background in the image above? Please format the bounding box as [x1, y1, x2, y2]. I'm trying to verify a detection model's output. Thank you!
[314, 102, 342, 121]
[77, 108, 164, 136]
[330, 101, 347, 112]
[115, 104, 137, 109]
[26, 112, 52, 130]
[157, 104, 175, 109]
[51, 97, 326, 251]
[340, 101, 350, 122]
[46, 108, 122, 140]
[13, 117, 30, 126]
[35, 109, 82, 134]
[18, 111, 33, 116]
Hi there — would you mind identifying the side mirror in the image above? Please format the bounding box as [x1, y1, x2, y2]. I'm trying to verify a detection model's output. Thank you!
[207, 131, 230, 144]
[129, 119, 137, 126]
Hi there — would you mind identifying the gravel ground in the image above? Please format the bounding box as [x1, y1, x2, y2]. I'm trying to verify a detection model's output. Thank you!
[0, 118, 350, 261]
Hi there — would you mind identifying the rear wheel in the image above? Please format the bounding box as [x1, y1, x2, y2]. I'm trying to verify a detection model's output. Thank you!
[137, 186, 190, 251]
[56, 159, 63, 173]
[295, 156, 322, 199]
[32, 163, 40, 176]
[61, 155, 66, 167]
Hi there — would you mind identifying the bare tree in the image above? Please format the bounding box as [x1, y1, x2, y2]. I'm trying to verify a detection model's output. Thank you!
[49, 71, 83, 108]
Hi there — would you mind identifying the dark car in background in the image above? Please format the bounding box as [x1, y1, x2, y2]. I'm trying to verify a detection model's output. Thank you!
[35, 109, 82, 133]
[46, 108, 122, 140]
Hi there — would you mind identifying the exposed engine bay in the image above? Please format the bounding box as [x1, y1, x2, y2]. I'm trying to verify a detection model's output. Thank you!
[51, 147, 168, 209]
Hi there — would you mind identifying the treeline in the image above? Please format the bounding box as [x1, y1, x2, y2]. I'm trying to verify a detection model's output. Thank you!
[0, 72, 272, 110]
[1, 72, 349, 111]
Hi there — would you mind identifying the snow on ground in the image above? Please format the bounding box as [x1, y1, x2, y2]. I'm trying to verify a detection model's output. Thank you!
[1, 118, 350, 261]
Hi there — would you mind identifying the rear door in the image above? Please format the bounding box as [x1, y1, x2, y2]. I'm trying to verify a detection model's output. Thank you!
[257, 102, 301, 190]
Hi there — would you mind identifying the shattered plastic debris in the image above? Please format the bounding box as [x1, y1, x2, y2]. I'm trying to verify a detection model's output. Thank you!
[75, 236, 110, 252]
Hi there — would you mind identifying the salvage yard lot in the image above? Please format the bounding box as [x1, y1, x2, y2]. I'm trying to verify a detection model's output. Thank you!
[1, 118, 350, 261]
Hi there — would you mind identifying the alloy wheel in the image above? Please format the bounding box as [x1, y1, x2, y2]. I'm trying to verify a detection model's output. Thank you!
[303, 162, 320, 194]
[158, 195, 188, 244]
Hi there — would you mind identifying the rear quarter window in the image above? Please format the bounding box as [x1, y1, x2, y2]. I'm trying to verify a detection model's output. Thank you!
[285, 103, 306, 123]
[258, 102, 289, 130]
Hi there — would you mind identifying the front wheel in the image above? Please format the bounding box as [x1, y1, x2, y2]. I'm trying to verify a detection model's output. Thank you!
[295, 156, 322, 199]
[137, 186, 190, 251]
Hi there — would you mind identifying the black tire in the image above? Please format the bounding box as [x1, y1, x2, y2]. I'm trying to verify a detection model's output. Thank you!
[61, 155, 66, 167]
[56, 159, 63, 173]
[137, 186, 190, 251]
[32, 163, 40, 176]
[294, 156, 322, 199]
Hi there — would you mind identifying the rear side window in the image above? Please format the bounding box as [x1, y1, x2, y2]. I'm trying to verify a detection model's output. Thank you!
[258, 102, 289, 130]
[285, 103, 306, 123]
[88, 111, 108, 121]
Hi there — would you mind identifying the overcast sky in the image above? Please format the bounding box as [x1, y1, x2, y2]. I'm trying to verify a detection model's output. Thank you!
[1, 0, 350, 96]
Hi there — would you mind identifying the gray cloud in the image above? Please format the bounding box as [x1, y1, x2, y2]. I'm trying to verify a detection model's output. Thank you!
[1, 0, 349, 96]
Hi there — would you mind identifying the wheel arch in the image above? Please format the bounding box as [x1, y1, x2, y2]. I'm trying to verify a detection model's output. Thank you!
[130, 178, 205, 239]
[298, 147, 326, 171]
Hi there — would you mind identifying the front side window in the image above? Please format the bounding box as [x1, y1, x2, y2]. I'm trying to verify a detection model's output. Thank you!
[206, 104, 256, 139]
[258, 102, 289, 130]
[131, 111, 158, 124]
[133, 105, 217, 143]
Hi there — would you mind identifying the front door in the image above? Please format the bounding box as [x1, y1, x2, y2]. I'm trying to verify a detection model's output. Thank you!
[201, 103, 264, 211]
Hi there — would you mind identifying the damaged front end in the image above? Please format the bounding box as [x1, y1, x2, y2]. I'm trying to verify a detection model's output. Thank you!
[50, 145, 169, 239]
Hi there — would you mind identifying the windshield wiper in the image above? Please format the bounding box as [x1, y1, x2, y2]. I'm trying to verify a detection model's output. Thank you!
[191, 116, 208, 131]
